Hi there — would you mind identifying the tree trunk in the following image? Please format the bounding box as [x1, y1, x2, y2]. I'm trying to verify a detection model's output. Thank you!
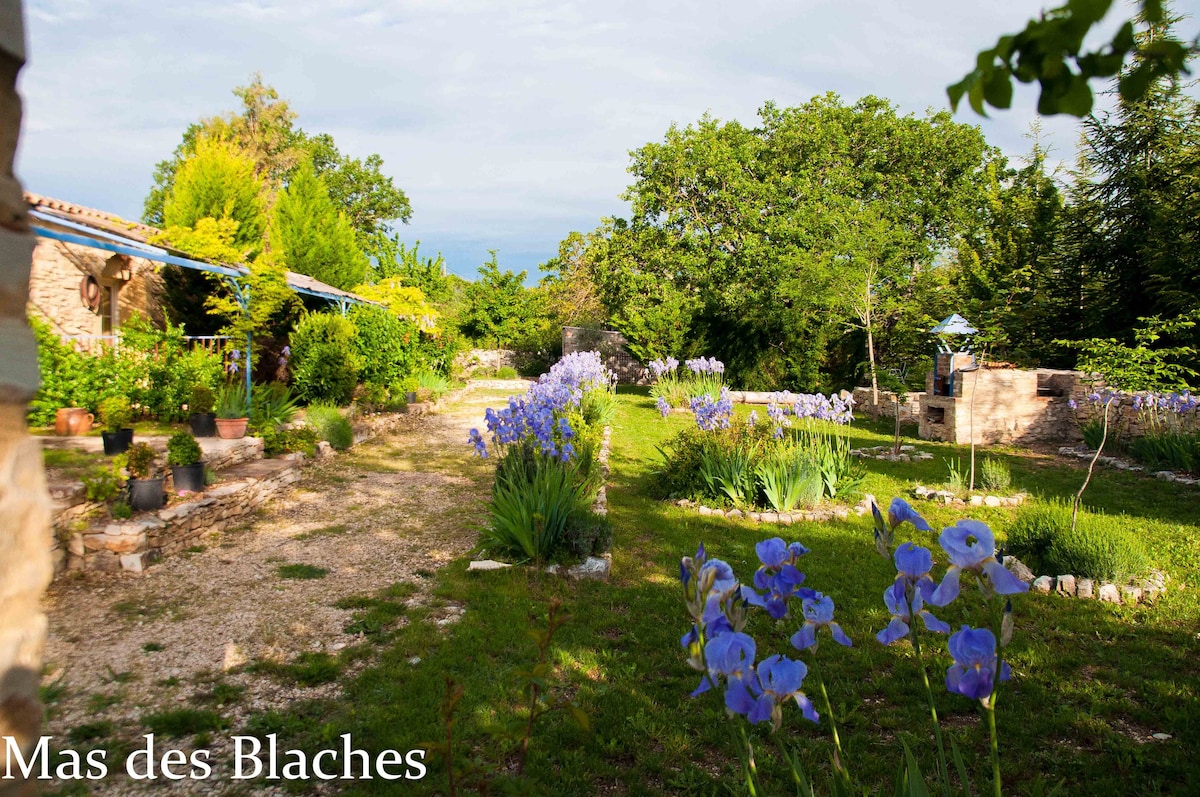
[0, 9, 54, 796]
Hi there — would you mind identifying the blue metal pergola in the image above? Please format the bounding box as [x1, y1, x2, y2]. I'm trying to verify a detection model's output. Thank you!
[31, 212, 370, 410]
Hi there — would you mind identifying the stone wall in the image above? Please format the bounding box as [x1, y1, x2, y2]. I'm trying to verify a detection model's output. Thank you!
[0, 9, 52, 794]
[58, 460, 303, 574]
[454, 348, 521, 376]
[27, 237, 161, 339]
[851, 387, 925, 423]
[561, 326, 647, 384]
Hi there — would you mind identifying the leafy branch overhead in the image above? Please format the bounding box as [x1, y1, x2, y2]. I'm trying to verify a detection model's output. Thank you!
[950, 0, 1197, 116]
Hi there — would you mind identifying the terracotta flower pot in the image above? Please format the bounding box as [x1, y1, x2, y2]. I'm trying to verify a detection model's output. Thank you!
[56, 408, 94, 436]
[215, 417, 248, 439]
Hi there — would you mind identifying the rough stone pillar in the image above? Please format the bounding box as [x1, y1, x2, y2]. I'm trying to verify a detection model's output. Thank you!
[0, 2, 53, 794]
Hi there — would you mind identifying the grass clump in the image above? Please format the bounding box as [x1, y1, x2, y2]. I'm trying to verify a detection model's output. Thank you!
[276, 563, 328, 580]
[68, 720, 115, 743]
[980, 457, 1012, 492]
[304, 404, 354, 450]
[251, 652, 341, 686]
[495, 366, 519, 379]
[1006, 500, 1151, 582]
[142, 708, 226, 738]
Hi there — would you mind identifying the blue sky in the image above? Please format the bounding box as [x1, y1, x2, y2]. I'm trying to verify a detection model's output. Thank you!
[18, 1, 1198, 281]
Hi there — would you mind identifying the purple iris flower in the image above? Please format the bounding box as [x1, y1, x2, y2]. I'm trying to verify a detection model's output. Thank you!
[790, 593, 852, 651]
[747, 538, 814, 618]
[468, 428, 488, 458]
[888, 498, 932, 532]
[930, 520, 1030, 605]
[945, 625, 1010, 704]
[656, 396, 671, 417]
[877, 543, 951, 644]
[725, 655, 819, 729]
[693, 631, 756, 697]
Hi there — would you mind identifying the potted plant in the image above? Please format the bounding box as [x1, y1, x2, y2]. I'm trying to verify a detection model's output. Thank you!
[167, 430, 205, 494]
[125, 442, 164, 511]
[189, 384, 217, 437]
[215, 383, 249, 439]
[98, 395, 134, 455]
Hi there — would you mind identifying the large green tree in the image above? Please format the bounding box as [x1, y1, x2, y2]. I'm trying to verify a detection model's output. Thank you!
[461, 253, 551, 349]
[553, 95, 995, 390]
[144, 74, 410, 260]
[269, 161, 369, 291]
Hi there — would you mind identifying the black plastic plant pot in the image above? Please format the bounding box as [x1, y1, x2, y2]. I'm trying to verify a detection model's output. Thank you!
[102, 428, 134, 456]
[129, 477, 165, 511]
[171, 463, 205, 494]
[190, 412, 217, 437]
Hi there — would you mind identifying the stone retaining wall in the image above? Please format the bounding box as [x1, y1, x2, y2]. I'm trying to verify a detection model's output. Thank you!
[455, 348, 521, 377]
[56, 461, 303, 574]
[851, 387, 925, 422]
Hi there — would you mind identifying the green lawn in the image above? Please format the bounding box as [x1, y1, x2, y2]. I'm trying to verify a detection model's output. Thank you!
[245, 388, 1200, 795]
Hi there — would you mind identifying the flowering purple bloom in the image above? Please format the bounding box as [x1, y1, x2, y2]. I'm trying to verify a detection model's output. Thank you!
[725, 655, 819, 729]
[888, 498, 932, 532]
[656, 396, 671, 417]
[691, 388, 733, 431]
[945, 625, 1010, 703]
[876, 543, 950, 645]
[746, 538, 814, 619]
[790, 593, 852, 651]
[747, 410, 758, 427]
[930, 520, 1030, 605]
[468, 428, 488, 458]
[692, 631, 756, 697]
[1068, 398, 1077, 410]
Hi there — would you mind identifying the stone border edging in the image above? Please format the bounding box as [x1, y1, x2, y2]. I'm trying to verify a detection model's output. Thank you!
[1004, 556, 1168, 606]
[469, 425, 614, 580]
[910, 484, 1028, 508]
[851, 445, 935, 463]
[1057, 445, 1198, 486]
[670, 497, 852, 524]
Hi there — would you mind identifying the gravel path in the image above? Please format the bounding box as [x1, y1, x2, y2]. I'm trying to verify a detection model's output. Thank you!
[38, 382, 526, 794]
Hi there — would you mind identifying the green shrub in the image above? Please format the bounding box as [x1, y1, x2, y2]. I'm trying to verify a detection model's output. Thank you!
[1128, 431, 1199, 474]
[1005, 501, 1150, 582]
[495, 366, 519, 379]
[1080, 418, 1107, 450]
[290, 312, 361, 404]
[562, 512, 612, 560]
[348, 304, 413, 389]
[304, 404, 354, 450]
[110, 501, 132, 519]
[83, 458, 125, 502]
[98, 396, 132, 432]
[190, 384, 215, 414]
[260, 425, 319, 458]
[166, 431, 202, 467]
[757, 445, 823, 512]
[125, 443, 157, 479]
[980, 457, 1012, 492]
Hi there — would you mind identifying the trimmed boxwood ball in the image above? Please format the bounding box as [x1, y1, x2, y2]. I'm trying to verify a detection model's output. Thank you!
[289, 312, 361, 405]
[166, 431, 203, 467]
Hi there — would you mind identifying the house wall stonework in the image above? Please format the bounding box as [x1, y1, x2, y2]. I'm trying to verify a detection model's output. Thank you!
[27, 237, 161, 339]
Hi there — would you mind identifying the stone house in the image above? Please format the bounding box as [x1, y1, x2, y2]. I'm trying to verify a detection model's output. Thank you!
[25, 192, 370, 346]
[26, 193, 165, 342]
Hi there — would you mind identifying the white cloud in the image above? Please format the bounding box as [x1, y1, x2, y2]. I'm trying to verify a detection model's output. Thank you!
[18, 0, 1200, 277]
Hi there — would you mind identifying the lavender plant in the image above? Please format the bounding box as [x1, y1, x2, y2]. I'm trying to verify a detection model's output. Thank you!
[680, 497, 1029, 796]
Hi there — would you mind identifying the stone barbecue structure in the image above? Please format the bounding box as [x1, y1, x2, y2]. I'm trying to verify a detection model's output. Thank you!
[918, 365, 1084, 445]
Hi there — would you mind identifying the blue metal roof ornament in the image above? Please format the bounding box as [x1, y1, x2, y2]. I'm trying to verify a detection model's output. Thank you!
[931, 313, 977, 354]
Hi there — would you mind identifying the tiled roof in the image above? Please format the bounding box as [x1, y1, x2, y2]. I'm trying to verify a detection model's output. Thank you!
[26, 191, 370, 305]
[25, 192, 159, 242]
